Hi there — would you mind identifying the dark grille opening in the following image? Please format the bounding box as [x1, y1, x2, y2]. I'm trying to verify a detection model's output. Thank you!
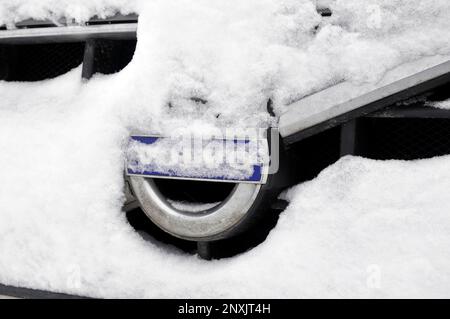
[153, 179, 236, 203]
[127, 178, 237, 256]
[360, 118, 450, 160]
[287, 126, 341, 182]
[93, 39, 136, 75]
[126, 207, 197, 254]
[422, 81, 450, 103]
[0, 46, 8, 80]
[4, 42, 85, 81]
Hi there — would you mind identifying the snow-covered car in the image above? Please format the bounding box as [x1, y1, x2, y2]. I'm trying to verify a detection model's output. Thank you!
[1, 10, 450, 260]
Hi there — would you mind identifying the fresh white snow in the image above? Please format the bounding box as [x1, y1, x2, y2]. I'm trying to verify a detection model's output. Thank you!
[282, 55, 450, 124]
[126, 135, 268, 181]
[433, 99, 450, 110]
[0, 0, 137, 27]
[0, 0, 450, 298]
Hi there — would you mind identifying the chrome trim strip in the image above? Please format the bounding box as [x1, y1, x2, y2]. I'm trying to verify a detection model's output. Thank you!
[279, 59, 450, 138]
[0, 23, 137, 44]
[130, 177, 261, 240]
[126, 173, 263, 184]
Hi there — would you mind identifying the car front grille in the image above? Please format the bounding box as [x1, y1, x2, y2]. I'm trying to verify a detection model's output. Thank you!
[361, 118, 450, 160]
[0, 39, 136, 82]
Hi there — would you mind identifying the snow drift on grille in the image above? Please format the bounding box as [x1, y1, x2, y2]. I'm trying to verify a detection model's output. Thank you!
[0, 0, 450, 298]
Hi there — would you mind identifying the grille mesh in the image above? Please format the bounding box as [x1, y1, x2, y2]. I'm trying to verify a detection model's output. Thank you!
[290, 116, 450, 184]
[5, 42, 85, 81]
[361, 118, 450, 160]
[0, 46, 8, 79]
[288, 127, 341, 182]
[3, 40, 136, 81]
[93, 39, 136, 75]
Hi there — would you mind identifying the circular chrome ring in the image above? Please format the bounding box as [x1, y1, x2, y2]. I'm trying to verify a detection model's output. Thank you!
[129, 176, 261, 241]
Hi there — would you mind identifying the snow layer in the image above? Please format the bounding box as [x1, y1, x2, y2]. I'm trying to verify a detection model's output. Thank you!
[2, 0, 450, 125]
[433, 99, 450, 110]
[0, 0, 450, 298]
[126, 0, 450, 123]
[127, 136, 267, 181]
[0, 0, 137, 26]
[3, 132, 450, 298]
